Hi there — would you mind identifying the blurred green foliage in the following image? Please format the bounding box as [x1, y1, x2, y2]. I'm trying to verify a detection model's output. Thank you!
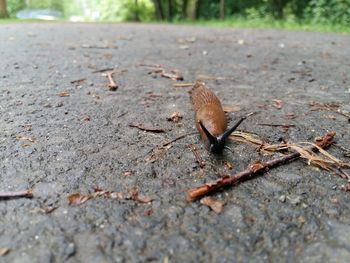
[3, 0, 350, 27]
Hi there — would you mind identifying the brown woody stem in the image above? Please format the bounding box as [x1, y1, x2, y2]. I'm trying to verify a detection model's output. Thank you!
[187, 132, 336, 201]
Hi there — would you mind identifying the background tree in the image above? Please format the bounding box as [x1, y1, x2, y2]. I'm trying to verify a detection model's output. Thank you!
[0, 0, 9, 18]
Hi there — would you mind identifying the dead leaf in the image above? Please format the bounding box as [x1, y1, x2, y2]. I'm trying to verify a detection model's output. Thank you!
[129, 123, 165, 133]
[0, 248, 10, 256]
[272, 99, 284, 109]
[223, 105, 241, 113]
[57, 91, 70, 97]
[67, 193, 90, 205]
[200, 197, 224, 213]
[167, 112, 183, 123]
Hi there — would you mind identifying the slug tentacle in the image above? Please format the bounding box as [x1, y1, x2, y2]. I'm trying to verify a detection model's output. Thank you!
[221, 117, 246, 141]
[191, 81, 245, 154]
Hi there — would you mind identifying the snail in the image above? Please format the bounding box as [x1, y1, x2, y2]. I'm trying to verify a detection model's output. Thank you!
[191, 81, 245, 154]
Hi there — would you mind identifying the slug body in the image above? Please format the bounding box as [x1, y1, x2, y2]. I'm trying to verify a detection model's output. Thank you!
[191, 81, 245, 154]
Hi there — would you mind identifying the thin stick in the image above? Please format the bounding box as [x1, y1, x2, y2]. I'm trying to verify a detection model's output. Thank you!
[161, 133, 195, 147]
[173, 83, 194, 87]
[107, 71, 118, 90]
[70, 78, 86, 84]
[189, 144, 206, 168]
[137, 63, 163, 68]
[92, 67, 115, 73]
[258, 123, 295, 128]
[187, 132, 335, 201]
[0, 189, 33, 199]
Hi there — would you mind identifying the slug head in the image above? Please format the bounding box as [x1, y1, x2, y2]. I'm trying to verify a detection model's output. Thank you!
[199, 117, 246, 154]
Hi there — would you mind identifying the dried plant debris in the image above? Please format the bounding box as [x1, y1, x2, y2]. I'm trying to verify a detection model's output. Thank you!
[67, 193, 90, 205]
[68, 187, 154, 206]
[187, 132, 337, 201]
[106, 71, 118, 90]
[173, 83, 194, 87]
[70, 78, 86, 87]
[230, 131, 350, 175]
[57, 91, 70, 97]
[0, 189, 33, 199]
[309, 101, 350, 119]
[123, 171, 134, 177]
[16, 134, 35, 143]
[0, 248, 10, 256]
[341, 182, 350, 192]
[167, 112, 183, 123]
[92, 67, 115, 73]
[222, 105, 241, 113]
[189, 144, 206, 168]
[146, 133, 195, 163]
[81, 43, 118, 49]
[197, 74, 234, 81]
[200, 197, 224, 214]
[272, 99, 284, 109]
[146, 145, 172, 163]
[140, 92, 163, 106]
[224, 160, 233, 170]
[258, 123, 295, 130]
[309, 101, 340, 111]
[129, 123, 165, 133]
[101, 69, 127, 91]
[161, 70, 184, 81]
[139, 64, 184, 81]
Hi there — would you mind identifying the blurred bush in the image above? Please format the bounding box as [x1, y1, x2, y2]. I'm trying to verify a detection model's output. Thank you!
[4, 0, 350, 26]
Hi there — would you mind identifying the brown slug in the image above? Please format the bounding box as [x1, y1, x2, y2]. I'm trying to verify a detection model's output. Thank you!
[191, 81, 245, 154]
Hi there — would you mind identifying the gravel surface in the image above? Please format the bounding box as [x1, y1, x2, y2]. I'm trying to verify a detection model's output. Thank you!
[0, 23, 350, 263]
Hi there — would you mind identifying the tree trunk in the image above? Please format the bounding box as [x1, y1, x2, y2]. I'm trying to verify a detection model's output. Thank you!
[133, 0, 140, 21]
[182, 0, 189, 19]
[195, 0, 201, 20]
[152, 0, 164, 20]
[167, 0, 173, 21]
[270, 0, 285, 19]
[0, 0, 8, 18]
[186, 0, 200, 20]
[220, 0, 225, 20]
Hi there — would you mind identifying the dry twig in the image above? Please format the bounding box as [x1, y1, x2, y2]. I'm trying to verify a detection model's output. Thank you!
[0, 248, 10, 256]
[0, 189, 33, 199]
[106, 71, 118, 90]
[146, 132, 197, 163]
[173, 83, 194, 87]
[129, 123, 165, 133]
[68, 187, 153, 205]
[258, 123, 295, 129]
[187, 132, 336, 201]
[189, 144, 205, 168]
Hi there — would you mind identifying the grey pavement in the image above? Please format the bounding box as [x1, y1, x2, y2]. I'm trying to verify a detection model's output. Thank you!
[0, 23, 350, 262]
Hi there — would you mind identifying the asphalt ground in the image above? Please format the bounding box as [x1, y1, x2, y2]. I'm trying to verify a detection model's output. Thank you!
[0, 23, 350, 263]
